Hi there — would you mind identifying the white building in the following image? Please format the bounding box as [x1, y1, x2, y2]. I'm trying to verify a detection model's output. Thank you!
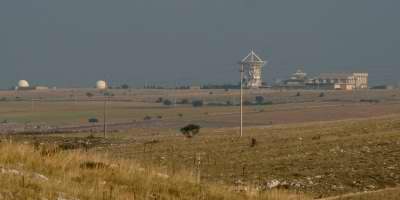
[307, 72, 368, 90]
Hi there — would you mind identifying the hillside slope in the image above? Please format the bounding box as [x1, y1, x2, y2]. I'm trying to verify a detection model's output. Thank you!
[0, 142, 306, 200]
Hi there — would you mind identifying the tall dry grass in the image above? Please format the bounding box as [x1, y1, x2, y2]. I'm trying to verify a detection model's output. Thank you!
[0, 142, 309, 200]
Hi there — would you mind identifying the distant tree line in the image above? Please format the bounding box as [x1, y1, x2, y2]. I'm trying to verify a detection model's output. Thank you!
[201, 84, 240, 90]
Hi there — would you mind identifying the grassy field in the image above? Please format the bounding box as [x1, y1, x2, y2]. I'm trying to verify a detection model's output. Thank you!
[0, 142, 308, 200]
[10, 115, 400, 199]
[1, 89, 400, 128]
[1, 88, 400, 199]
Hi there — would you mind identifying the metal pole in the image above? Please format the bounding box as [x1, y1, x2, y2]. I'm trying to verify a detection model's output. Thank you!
[240, 64, 244, 137]
[103, 96, 107, 138]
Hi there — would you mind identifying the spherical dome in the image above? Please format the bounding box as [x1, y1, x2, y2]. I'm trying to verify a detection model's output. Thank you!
[96, 80, 107, 90]
[18, 80, 30, 88]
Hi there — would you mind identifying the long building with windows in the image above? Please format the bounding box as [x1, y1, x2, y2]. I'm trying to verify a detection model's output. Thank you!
[306, 72, 368, 90]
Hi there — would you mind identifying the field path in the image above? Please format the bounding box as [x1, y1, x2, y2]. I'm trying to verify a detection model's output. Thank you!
[318, 186, 400, 200]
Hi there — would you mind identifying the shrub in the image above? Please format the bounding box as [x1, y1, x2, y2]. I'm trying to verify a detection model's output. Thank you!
[180, 124, 201, 138]
[144, 116, 152, 121]
[88, 118, 99, 123]
[192, 100, 204, 107]
[179, 99, 190, 104]
[121, 84, 129, 89]
[163, 99, 172, 106]
[319, 92, 325, 97]
[178, 113, 183, 117]
[255, 96, 265, 104]
[250, 138, 257, 147]
[104, 92, 114, 97]
[296, 92, 301, 97]
[86, 92, 94, 98]
[156, 97, 163, 103]
[243, 100, 252, 106]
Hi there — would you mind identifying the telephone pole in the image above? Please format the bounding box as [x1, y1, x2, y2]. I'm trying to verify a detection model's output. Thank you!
[103, 96, 107, 138]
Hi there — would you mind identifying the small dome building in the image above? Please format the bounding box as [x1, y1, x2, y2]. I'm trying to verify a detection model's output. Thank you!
[18, 80, 30, 88]
[96, 80, 107, 90]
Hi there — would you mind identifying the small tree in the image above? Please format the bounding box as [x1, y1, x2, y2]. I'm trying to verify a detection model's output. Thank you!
[155, 97, 163, 103]
[143, 116, 152, 121]
[179, 99, 189, 104]
[86, 92, 94, 98]
[163, 99, 172, 106]
[121, 84, 129, 89]
[88, 118, 99, 123]
[180, 124, 201, 138]
[192, 100, 204, 107]
[255, 96, 265, 104]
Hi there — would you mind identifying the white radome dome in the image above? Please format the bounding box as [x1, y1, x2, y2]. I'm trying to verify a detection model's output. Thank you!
[18, 80, 30, 88]
[96, 80, 107, 90]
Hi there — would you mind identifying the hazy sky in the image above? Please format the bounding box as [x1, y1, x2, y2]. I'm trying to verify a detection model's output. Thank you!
[1, 0, 399, 88]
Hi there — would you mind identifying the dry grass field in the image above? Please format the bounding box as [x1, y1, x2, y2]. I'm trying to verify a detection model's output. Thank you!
[0, 142, 308, 200]
[1, 88, 400, 199]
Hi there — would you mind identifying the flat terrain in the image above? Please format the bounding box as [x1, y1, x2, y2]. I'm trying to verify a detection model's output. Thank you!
[1, 88, 400, 199]
[1, 89, 400, 131]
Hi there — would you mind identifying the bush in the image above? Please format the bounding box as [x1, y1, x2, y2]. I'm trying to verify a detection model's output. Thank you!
[86, 92, 94, 98]
[255, 96, 265, 104]
[296, 92, 301, 97]
[144, 116, 152, 121]
[179, 99, 190, 104]
[360, 99, 380, 103]
[243, 100, 252, 106]
[319, 92, 325, 97]
[192, 100, 204, 107]
[88, 118, 99, 123]
[156, 97, 163, 103]
[103, 92, 114, 97]
[121, 84, 129, 89]
[163, 99, 172, 106]
[250, 138, 257, 147]
[180, 124, 201, 138]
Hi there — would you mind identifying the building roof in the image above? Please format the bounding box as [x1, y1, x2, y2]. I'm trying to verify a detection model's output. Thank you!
[317, 73, 353, 79]
[240, 50, 265, 64]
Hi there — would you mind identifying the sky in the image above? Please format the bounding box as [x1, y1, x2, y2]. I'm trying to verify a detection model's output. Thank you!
[0, 0, 399, 88]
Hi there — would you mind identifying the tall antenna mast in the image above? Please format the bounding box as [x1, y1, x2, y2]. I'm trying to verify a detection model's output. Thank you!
[240, 64, 244, 137]
[238, 50, 266, 137]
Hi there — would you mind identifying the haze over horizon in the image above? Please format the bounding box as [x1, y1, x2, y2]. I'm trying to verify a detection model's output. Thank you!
[1, 0, 399, 88]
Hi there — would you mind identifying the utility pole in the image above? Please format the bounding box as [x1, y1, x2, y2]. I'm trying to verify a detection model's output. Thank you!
[240, 64, 244, 137]
[103, 95, 107, 138]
